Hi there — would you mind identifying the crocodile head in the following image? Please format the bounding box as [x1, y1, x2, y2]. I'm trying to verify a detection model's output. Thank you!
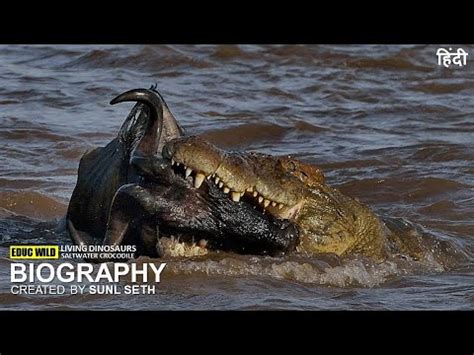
[162, 136, 325, 222]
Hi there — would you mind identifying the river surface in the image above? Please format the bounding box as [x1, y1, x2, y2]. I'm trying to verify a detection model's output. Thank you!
[0, 45, 473, 310]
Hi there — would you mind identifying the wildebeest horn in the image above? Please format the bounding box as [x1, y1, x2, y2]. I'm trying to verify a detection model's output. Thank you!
[110, 88, 163, 119]
[110, 88, 164, 156]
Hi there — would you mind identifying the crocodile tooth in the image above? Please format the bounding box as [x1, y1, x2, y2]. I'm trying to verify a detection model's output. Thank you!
[206, 175, 211, 180]
[219, 181, 224, 188]
[194, 173, 205, 188]
[171, 159, 175, 166]
[223, 187, 230, 194]
[278, 203, 284, 209]
[253, 191, 258, 197]
[258, 196, 263, 203]
[231, 192, 241, 202]
[264, 199, 270, 208]
[271, 201, 277, 207]
[176, 162, 180, 166]
[215, 177, 220, 184]
[185, 167, 193, 178]
[240, 192, 244, 197]
[212, 174, 216, 178]
[246, 187, 254, 192]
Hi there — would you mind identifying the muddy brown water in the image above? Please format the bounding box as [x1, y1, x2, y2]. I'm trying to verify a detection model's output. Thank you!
[0, 45, 473, 310]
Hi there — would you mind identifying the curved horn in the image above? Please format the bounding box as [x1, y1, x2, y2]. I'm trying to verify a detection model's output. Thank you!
[110, 88, 164, 156]
[110, 88, 163, 119]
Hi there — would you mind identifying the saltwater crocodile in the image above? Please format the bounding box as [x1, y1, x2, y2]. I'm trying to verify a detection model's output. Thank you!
[67, 87, 454, 263]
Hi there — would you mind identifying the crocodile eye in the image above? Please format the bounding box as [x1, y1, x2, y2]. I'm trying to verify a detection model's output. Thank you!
[288, 161, 297, 171]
